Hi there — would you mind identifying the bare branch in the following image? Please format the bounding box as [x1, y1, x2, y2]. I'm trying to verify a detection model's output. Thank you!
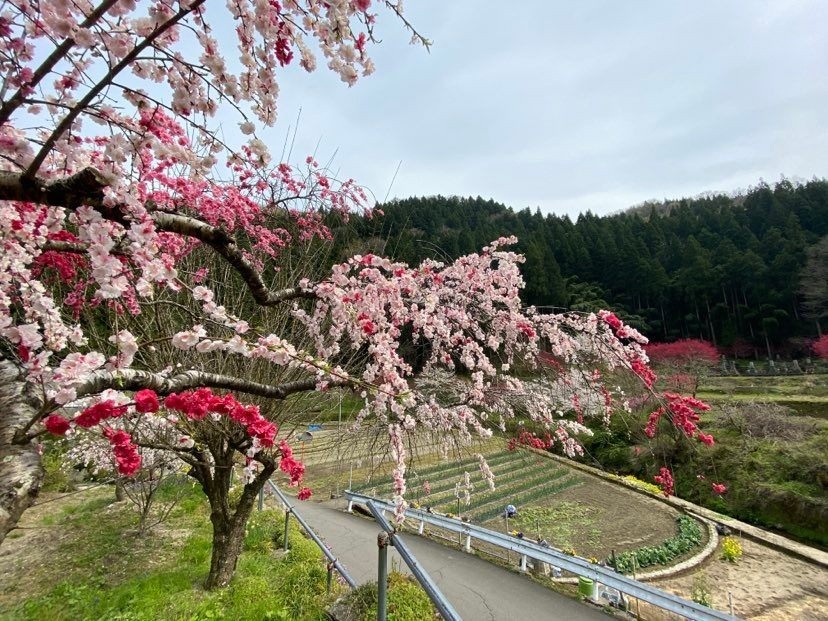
[151, 212, 315, 305]
[71, 369, 349, 402]
[0, 0, 120, 126]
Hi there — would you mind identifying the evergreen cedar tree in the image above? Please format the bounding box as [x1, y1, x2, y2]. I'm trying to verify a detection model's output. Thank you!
[372, 190, 828, 353]
[0, 0, 720, 586]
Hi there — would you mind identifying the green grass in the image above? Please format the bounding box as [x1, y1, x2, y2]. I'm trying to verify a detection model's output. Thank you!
[508, 502, 601, 550]
[337, 572, 437, 621]
[1, 485, 340, 621]
[581, 384, 828, 548]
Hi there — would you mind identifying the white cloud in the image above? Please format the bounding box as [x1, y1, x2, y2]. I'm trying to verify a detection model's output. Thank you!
[257, 0, 828, 218]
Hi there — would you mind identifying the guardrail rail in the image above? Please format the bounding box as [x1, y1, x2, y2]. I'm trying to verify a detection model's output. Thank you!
[266, 480, 357, 590]
[346, 490, 739, 621]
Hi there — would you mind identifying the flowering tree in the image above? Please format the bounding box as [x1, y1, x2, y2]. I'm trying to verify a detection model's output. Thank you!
[644, 339, 719, 396]
[813, 334, 828, 359]
[0, 0, 712, 589]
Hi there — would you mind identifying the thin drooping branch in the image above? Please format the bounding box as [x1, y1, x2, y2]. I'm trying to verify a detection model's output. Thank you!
[72, 369, 349, 402]
[0, 169, 316, 306]
[0, 0, 121, 127]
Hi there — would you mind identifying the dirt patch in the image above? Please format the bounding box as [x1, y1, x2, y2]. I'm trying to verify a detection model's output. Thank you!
[652, 538, 828, 620]
[490, 473, 681, 560]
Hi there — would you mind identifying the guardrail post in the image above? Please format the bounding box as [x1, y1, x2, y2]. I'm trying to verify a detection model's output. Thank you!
[283, 509, 291, 551]
[347, 500, 354, 513]
[418, 520, 425, 535]
[464, 533, 472, 553]
[326, 561, 334, 594]
[377, 532, 390, 621]
[258, 486, 264, 512]
[520, 554, 527, 572]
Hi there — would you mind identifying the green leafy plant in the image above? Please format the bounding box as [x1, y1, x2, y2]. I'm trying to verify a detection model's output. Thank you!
[610, 515, 702, 573]
[339, 572, 437, 621]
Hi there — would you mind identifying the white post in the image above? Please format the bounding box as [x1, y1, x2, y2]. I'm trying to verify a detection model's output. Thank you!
[418, 520, 425, 535]
[464, 534, 472, 553]
[347, 500, 354, 513]
[520, 554, 527, 572]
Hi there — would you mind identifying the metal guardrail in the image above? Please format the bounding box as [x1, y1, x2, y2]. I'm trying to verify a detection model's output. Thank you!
[346, 491, 739, 621]
[266, 480, 357, 589]
[365, 500, 462, 621]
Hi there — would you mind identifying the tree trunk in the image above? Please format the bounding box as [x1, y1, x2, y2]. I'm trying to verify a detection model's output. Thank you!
[205, 510, 250, 589]
[201, 456, 275, 590]
[0, 358, 44, 544]
[115, 478, 126, 502]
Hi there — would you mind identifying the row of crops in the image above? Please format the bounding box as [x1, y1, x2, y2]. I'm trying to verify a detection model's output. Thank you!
[351, 449, 582, 524]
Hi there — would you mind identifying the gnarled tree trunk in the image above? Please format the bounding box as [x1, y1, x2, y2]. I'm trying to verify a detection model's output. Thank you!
[0, 357, 43, 545]
[192, 446, 276, 590]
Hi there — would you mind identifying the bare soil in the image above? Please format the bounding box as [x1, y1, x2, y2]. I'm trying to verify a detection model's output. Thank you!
[651, 539, 828, 620]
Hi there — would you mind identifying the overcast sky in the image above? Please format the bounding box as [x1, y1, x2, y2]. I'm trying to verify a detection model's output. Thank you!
[262, 1, 828, 218]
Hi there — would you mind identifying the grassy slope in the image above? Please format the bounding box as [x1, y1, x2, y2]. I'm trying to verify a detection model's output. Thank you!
[583, 374, 828, 547]
[0, 481, 337, 621]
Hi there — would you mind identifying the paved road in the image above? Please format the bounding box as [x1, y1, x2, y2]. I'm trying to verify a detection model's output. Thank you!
[286, 498, 611, 621]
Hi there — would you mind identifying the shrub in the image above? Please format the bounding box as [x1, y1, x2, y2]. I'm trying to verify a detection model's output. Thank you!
[41, 447, 74, 493]
[720, 536, 742, 563]
[813, 335, 828, 359]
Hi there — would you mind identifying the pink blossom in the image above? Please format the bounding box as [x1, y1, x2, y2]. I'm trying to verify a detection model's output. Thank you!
[712, 483, 727, 495]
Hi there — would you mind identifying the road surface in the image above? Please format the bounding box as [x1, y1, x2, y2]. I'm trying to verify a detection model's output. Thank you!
[286, 498, 612, 621]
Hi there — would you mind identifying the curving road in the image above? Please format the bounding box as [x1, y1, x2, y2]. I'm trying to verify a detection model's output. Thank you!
[290, 498, 612, 620]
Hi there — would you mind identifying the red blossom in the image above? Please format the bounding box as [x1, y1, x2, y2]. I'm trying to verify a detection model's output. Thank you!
[43, 414, 70, 435]
[630, 356, 657, 388]
[134, 389, 160, 413]
[653, 467, 674, 496]
[645, 339, 719, 365]
[711, 482, 727, 495]
[297, 487, 312, 500]
[103, 427, 141, 476]
[813, 335, 828, 359]
[74, 400, 126, 428]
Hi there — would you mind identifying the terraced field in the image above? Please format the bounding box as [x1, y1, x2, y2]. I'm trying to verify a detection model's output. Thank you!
[352, 450, 583, 523]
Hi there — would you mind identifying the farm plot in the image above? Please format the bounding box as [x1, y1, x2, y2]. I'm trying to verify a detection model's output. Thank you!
[358, 448, 685, 561]
[353, 451, 582, 521]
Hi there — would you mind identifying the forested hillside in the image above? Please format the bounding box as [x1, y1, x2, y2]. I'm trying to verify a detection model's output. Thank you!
[343, 179, 828, 357]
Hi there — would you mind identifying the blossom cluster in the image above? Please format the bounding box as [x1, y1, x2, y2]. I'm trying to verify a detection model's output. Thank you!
[645, 393, 712, 445]
[277, 439, 305, 486]
[653, 467, 675, 496]
[164, 388, 277, 449]
[103, 427, 141, 476]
